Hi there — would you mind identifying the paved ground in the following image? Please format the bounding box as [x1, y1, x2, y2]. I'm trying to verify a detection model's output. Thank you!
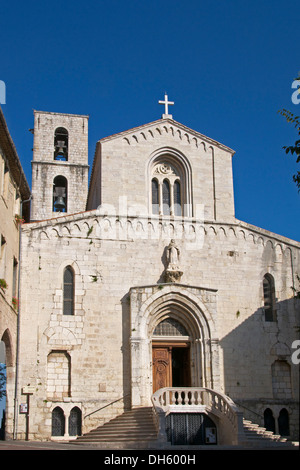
[0, 439, 298, 451]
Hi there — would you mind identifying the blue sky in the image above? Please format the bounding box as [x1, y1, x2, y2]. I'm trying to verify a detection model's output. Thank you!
[0, 0, 299, 241]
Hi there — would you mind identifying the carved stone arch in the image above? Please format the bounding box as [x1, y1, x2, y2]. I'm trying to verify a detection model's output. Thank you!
[147, 147, 193, 217]
[247, 232, 255, 244]
[82, 221, 90, 234]
[275, 244, 283, 263]
[1, 328, 13, 366]
[49, 228, 60, 239]
[219, 226, 227, 238]
[40, 230, 49, 240]
[192, 137, 198, 147]
[238, 229, 246, 240]
[135, 287, 216, 337]
[257, 236, 264, 246]
[283, 246, 292, 262]
[228, 227, 236, 238]
[184, 133, 190, 143]
[71, 223, 82, 236]
[176, 129, 182, 139]
[208, 226, 217, 237]
[44, 326, 78, 346]
[129, 284, 218, 406]
[62, 225, 71, 236]
[266, 239, 274, 250]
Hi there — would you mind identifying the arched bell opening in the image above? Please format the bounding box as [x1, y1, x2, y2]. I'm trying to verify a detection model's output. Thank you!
[53, 175, 68, 213]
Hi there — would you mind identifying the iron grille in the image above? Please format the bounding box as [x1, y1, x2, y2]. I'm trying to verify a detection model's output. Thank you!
[166, 413, 217, 445]
[68, 407, 82, 436]
[51, 407, 65, 436]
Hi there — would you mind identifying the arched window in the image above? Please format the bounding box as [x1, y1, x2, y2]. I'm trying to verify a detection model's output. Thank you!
[263, 274, 276, 322]
[69, 407, 82, 436]
[264, 408, 275, 433]
[153, 318, 189, 337]
[278, 408, 289, 436]
[174, 180, 181, 216]
[54, 127, 68, 161]
[152, 178, 159, 215]
[53, 175, 68, 213]
[150, 155, 191, 217]
[51, 407, 65, 436]
[162, 179, 171, 215]
[63, 266, 74, 315]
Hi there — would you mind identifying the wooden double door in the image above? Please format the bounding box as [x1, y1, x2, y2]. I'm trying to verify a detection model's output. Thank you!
[152, 343, 191, 393]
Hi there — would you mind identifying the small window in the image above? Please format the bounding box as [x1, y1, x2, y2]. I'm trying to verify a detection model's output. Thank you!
[151, 178, 159, 215]
[264, 408, 275, 433]
[54, 127, 68, 161]
[153, 318, 188, 336]
[174, 180, 182, 216]
[52, 407, 65, 436]
[69, 407, 82, 436]
[12, 257, 18, 298]
[278, 408, 289, 436]
[162, 179, 171, 215]
[63, 266, 74, 315]
[263, 274, 276, 321]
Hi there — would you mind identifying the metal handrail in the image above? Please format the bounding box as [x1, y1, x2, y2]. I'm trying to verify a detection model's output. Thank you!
[234, 400, 263, 420]
[84, 394, 130, 419]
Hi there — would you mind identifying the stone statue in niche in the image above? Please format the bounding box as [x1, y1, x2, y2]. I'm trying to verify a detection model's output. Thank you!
[165, 239, 183, 283]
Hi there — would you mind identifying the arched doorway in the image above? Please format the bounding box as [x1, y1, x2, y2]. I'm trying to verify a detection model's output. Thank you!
[152, 318, 191, 393]
[0, 341, 6, 440]
[0, 330, 13, 440]
[129, 284, 218, 407]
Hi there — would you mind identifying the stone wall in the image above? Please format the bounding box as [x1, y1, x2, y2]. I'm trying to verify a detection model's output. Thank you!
[87, 118, 236, 223]
[31, 111, 89, 221]
[14, 211, 300, 439]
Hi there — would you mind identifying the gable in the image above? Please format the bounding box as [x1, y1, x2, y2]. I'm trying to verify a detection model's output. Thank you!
[98, 117, 235, 154]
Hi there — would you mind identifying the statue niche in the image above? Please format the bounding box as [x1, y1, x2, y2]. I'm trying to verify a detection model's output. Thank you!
[164, 239, 183, 283]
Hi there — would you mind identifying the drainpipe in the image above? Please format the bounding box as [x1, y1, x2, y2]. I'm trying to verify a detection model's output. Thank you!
[13, 195, 32, 440]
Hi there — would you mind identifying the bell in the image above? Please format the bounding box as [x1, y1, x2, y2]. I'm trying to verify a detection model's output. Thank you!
[54, 196, 66, 211]
[56, 140, 66, 154]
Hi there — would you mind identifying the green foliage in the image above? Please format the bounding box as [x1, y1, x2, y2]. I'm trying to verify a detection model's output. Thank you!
[0, 279, 7, 289]
[278, 75, 300, 191]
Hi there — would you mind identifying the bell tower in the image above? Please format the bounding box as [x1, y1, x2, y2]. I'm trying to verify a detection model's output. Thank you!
[31, 110, 89, 221]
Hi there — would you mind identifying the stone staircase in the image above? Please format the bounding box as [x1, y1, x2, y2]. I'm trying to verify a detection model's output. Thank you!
[70, 407, 298, 449]
[242, 419, 299, 448]
[71, 407, 158, 449]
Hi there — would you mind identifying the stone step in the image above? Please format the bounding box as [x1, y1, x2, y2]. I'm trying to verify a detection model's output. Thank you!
[242, 419, 294, 447]
[73, 407, 158, 446]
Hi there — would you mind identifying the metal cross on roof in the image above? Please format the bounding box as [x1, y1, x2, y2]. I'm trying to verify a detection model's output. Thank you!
[159, 93, 174, 119]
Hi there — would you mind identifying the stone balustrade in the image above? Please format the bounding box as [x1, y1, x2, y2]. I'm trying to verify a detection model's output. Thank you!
[152, 387, 245, 445]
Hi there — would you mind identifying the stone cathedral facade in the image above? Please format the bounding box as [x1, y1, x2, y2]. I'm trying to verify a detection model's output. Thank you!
[6, 104, 299, 442]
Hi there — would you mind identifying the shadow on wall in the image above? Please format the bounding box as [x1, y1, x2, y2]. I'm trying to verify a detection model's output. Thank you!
[220, 297, 299, 439]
